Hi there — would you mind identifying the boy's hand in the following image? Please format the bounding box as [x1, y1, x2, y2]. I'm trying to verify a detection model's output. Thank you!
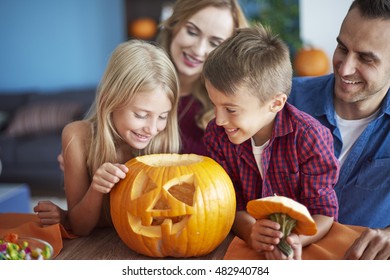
[249, 218, 283, 252]
[288, 234, 302, 259]
[263, 234, 302, 260]
[91, 163, 128, 194]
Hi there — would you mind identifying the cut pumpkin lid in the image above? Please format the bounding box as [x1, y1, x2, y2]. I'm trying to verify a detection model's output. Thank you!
[247, 195, 317, 236]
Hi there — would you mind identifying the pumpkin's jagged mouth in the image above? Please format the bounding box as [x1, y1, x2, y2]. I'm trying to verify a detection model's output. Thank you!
[128, 213, 191, 238]
[152, 215, 187, 225]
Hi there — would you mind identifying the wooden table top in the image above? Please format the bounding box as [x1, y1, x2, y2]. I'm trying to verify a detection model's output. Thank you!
[55, 227, 234, 260]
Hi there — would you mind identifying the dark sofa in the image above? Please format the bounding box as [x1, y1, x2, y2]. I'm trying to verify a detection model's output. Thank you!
[0, 88, 96, 195]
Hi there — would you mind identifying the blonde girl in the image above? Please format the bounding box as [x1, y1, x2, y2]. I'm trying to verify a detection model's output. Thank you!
[35, 40, 180, 236]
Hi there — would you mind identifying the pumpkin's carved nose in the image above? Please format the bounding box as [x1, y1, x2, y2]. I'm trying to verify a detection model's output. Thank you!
[151, 182, 196, 225]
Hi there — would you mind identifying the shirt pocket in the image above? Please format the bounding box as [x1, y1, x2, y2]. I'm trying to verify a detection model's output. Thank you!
[355, 158, 390, 190]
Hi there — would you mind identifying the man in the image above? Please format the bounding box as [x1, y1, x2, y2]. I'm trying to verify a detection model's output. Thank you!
[289, 0, 390, 259]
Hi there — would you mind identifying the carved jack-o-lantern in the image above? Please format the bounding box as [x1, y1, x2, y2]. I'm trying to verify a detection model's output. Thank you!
[110, 154, 236, 257]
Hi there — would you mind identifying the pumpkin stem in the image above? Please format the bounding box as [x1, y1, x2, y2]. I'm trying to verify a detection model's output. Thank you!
[269, 213, 297, 257]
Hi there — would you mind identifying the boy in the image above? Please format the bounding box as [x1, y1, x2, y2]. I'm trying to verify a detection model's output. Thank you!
[203, 25, 339, 260]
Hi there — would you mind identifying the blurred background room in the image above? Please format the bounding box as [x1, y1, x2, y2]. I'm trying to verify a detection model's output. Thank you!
[0, 0, 352, 214]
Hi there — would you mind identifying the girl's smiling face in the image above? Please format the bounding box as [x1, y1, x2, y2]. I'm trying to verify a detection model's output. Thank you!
[112, 86, 172, 150]
[170, 6, 234, 80]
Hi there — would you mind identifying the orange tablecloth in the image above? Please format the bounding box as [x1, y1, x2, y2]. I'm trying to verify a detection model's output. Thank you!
[224, 222, 367, 260]
[0, 213, 77, 258]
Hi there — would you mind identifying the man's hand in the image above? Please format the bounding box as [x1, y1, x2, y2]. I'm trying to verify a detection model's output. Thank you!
[344, 227, 390, 260]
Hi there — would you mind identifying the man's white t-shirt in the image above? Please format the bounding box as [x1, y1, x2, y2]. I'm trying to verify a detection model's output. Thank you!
[335, 110, 379, 166]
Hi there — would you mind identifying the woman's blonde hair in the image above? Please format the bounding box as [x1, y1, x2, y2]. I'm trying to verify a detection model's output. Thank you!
[86, 40, 180, 176]
[157, 0, 249, 129]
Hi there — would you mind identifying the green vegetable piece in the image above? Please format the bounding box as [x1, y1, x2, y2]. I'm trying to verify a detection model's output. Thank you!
[269, 213, 297, 257]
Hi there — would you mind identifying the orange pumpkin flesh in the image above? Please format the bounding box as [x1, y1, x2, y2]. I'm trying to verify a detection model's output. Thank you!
[294, 47, 329, 77]
[110, 154, 236, 257]
[247, 196, 317, 235]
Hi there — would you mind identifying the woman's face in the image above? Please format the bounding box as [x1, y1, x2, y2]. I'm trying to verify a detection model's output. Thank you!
[170, 6, 234, 81]
[112, 86, 172, 150]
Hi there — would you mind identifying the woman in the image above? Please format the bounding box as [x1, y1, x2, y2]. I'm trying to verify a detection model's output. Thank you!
[158, 0, 248, 155]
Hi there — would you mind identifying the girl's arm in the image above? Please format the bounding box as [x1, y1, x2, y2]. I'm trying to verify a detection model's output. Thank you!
[62, 121, 102, 236]
[62, 121, 127, 236]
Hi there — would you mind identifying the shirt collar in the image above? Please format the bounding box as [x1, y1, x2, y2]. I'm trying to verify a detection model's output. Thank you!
[233, 109, 286, 165]
[274, 103, 293, 137]
[382, 88, 390, 116]
[316, 75, 337, 126]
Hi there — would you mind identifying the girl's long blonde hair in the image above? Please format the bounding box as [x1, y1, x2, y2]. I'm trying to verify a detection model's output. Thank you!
[86, 40, 180, 176]
[157, 0, 249, 129]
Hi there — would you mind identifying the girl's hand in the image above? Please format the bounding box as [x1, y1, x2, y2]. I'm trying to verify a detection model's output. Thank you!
[57, 153, 64, 171]
[91, 163, 128, 194]
[249, 218, 283, 252]
[33, 201, 67, 227]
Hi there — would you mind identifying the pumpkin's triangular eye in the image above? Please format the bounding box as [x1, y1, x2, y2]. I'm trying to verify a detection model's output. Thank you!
[131, 170, 158, 200]
[168, 183, 195, 206]
[143, 181, 158, 194]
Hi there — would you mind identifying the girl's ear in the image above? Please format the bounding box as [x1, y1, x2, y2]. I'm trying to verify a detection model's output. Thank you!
[270, 93, 287, 113]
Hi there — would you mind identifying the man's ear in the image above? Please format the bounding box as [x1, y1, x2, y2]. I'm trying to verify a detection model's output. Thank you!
[270, 93, 287, 113]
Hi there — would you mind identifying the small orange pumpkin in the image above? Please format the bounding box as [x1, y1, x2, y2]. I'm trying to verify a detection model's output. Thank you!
[128, 17, 158, 40]
[293, 47, 330, 77]
[110, 154, 236, 258]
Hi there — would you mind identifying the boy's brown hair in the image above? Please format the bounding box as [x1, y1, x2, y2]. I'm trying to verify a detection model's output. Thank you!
[203, 24, 292, 103]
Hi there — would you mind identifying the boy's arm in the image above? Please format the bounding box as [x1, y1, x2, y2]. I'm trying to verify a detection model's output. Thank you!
[298, 122, 339, 219]
[232, 210, 256, 246]
[280, 214, 333, 260]
[299, 214, 334, 247]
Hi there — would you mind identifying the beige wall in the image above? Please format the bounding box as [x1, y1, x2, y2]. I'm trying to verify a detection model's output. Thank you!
[299, 0, 353, 73]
